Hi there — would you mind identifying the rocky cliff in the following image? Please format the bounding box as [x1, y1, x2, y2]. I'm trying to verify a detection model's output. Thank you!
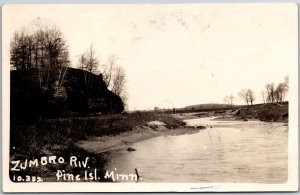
[11, 67, 124, 120]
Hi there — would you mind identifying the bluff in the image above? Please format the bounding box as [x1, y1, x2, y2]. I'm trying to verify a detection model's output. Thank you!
[11, 67, 124, 120]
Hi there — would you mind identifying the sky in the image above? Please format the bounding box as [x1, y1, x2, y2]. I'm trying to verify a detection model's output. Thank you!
[3, 4, 298, 110]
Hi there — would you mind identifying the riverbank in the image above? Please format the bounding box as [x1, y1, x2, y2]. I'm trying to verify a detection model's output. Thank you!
[10, 112, 202, 181]
[176, 102, 288, 123]
[76, 123, 204, 153]
[103, 116, 288, 183]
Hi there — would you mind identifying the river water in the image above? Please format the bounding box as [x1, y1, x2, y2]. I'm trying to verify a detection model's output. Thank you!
[104, 117, 288, 183]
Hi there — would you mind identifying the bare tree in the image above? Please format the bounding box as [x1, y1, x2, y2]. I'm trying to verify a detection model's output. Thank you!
[283, 76, 289, 101]
[274, 77, 289, 102]
[223, 96, 230, 105]
[77, 53, 86, 70]
[43, 26, 66, 68]
[54, 55, 69, 98]
[247, 89, 255, 105]
[261, 89, 267, 104]
[111, 66, 126, 97]
[78, 45, 99, 85]
[85, 45, 99, 74]
[77, 53, 88, 84]
[229, 94, 235, 106]
[239, 89, 250, 105]
[10, 30, 33, 70]
[41, 27, 70, 94]
[77, 50, 127, 105]
[78, 45, 99, 74]
[10, 25, 70, 93]
[284, 76, 289, 90]
[264, 77, 289, 104]
[102, 55, 117, 89]
[265, 83, 275, 103]
[100, 55, 127, 105]
[239, 89, 255, 105]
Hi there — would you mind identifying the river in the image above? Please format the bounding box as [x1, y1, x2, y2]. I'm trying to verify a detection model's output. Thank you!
[104, 117, 288, 183]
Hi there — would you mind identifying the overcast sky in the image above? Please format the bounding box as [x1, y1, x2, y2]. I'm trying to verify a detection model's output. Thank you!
[3, 4, 297, 110]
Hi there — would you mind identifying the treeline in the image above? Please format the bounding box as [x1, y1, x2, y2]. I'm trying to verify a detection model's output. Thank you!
[10, 26, 69, 71]
[262, 77, 289, 103]
[10, 26, 70, 97]
[224, 76, 288, 106]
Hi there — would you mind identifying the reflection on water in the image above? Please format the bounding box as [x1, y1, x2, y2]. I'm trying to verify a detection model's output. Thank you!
[104, 117, 288, 183]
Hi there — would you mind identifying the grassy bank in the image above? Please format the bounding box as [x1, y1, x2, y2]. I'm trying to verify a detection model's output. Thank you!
[10, 112, 186, 182]
[37, 112, 186, 139]
[235, 102, 288, 122]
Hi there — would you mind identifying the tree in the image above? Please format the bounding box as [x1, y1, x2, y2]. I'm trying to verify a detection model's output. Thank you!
[77, 53, 88, 84]
[100, 55, 127, 106]
[223, 96, 230, 105]
[85, 45, 99, 74]
[265, 83, 275, 103]
[38, 27, 70, 92]
[10, 25, 70, 95]
[284, 76, 289, 90]
[229, 95, 235, 106]
[102, 55, 116, 89]
[77, 45, 99, 85]
[111, 66, 127, 98]
[283, 76, 289, 100]
[261, 89, 267, 104]
[10, 30, 33, 70]
[239, 89, 250, 105]
[247, 89, 255, 105]
[265, 77, 288, 103]
[239, 89, 255, 105]
[274, 77, 289, 102]
[154, 107, 160, 112]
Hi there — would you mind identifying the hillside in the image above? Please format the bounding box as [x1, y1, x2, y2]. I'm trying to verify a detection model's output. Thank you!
[185, 103, 240, 110]
[11, 67, 124, 120]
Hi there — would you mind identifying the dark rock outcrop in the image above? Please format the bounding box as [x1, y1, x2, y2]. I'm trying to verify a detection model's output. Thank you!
[11, 67, 124, 120]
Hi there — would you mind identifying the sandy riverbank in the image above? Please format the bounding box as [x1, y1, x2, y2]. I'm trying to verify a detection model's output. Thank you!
[76, 125, 204, 153]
